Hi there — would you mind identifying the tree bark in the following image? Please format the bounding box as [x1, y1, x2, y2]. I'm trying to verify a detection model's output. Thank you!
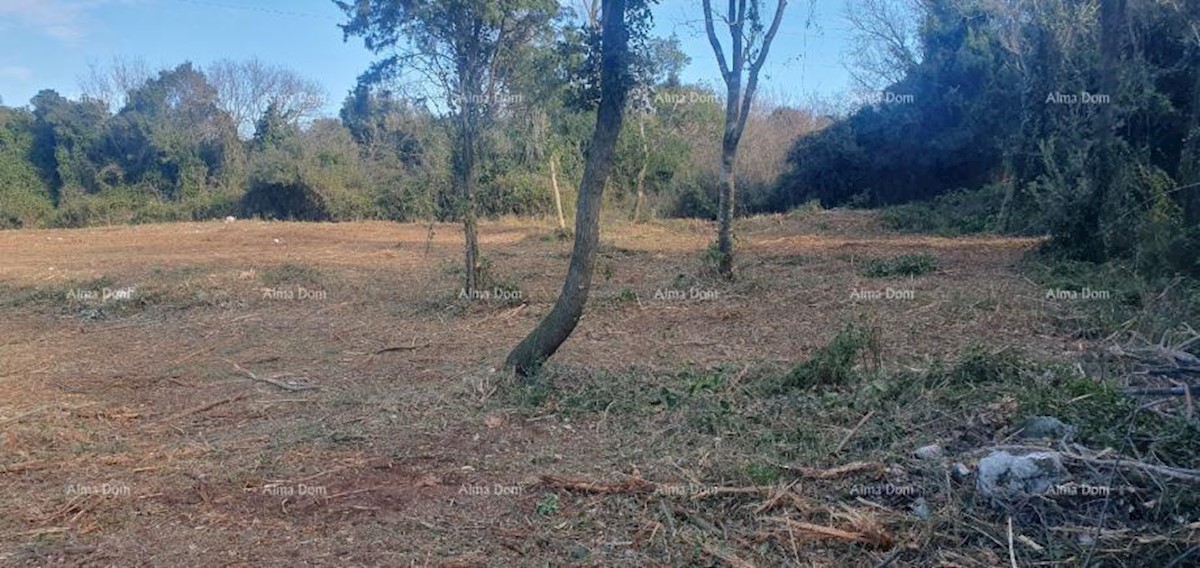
[1089, 0, 1125, 261]
[550, 153, 566, 231]
[456, 68, 483, 295]
[505, 0, 631, 377]
[704, 0, 787, 279]
[632, 115, 649, 223]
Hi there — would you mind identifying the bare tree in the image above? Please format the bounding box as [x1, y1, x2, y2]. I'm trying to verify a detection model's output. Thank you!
[207, 58, 327, 138]
[702, 0, 788, 278]
[77, 56, 154, 111]
[843, 0, 924, 92]
[505, 0, 636, 377]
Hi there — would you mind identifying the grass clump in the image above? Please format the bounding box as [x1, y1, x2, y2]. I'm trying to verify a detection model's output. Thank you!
[781, 323, 880, 389]
[861, 253, 938, 278]
[1023, 256, 1198, 342]
[261, 262, 325, 287]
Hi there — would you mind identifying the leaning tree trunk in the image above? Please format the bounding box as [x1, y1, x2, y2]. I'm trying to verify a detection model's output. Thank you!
[505, 0, 631, 377]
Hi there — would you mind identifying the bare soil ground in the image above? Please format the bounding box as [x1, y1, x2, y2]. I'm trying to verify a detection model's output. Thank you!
[1, 210, 1182, 566]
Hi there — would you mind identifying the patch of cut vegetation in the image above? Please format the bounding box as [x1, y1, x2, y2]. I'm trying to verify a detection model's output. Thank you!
[500, 341, 1199, 566]
[1024, 256, 1199, 344]
[861, 253, 938, 278]
[780, 323, 880, 389]
[260, 262, 326, 287]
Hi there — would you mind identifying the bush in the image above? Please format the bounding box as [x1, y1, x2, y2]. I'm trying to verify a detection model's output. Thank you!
[782, 323, 880, 389]
[671, 184, 719, 220]
[879, 184, 1008, 236]
[480, 170, 552, 217]
[861, 253, 939, 278]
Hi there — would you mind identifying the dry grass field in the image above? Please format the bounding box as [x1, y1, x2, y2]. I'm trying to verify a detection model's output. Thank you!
[1, 210, 1195, 566]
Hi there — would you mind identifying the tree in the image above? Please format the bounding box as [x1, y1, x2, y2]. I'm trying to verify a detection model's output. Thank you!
[338, 0, 558, 296]
[0, 106, 55, 228]
[505, 0, 645, 377]
[252, 101, 299, 151]
[104, 63, 239, 200]
[702, 0, 787, 277]
[30, 89, 110, 201]
[207, 58, 327, 139]
[77, 56, 154, 113]
[843, 0, 923, 92]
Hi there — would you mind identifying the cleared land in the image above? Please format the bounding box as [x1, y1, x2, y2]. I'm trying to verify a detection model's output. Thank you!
[1, 211, 1190, 566]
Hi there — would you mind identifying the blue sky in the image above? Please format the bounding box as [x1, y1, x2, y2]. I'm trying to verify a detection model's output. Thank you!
[0, 0, 855, 113]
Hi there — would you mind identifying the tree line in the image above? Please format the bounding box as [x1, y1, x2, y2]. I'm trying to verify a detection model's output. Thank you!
[777, 0, 1200, 276]
[0, 42, 815, 235]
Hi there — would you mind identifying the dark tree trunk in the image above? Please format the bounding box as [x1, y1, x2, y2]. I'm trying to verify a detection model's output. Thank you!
[1088, 0, 1125, 261]
[455, 72, 483, 295]
[504, 0, 631, 377]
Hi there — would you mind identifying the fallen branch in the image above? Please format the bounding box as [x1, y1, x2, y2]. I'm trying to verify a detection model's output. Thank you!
[765, 516, 893, 548]
[1124, 386, 1200, 396]
[539, 474, 657, 494]
[834, 411, 875, 455]
[325, 486, 386, 500]
[1, 459, 54, 475]
[698, 541, 756, 568]
[165, 393, 248, 421]
[374, 343, 431, 354]
[773, 461, 885, 479]
[1006, 516, 1018, 568]
[225, 359, 318, 392]
[975, 445, 1200, 484]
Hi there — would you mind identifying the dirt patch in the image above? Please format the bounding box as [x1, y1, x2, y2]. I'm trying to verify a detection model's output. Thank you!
[2, 210, 1118, 566]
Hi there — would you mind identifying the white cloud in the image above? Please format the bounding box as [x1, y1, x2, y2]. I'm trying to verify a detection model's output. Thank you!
[0, 65, 33, 81]
[0, 0, 117, 43]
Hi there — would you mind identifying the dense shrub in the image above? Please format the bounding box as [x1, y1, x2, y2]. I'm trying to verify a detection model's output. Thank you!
[879, 184, 1008, 236]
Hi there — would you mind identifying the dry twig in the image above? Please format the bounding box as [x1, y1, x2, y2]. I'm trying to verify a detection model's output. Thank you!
[225, 359, 318, 392]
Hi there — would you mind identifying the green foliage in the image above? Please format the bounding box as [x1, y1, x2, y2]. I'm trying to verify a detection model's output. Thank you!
[860, 253, 938, 278]
[946, 346, 1025, 385]
[535, 493, 560, 516]
[743, 462, 779, 485]
[777, 0, 1200, 280]
[0, 108, 54, 228]
[879, 184, 1006, 236]
[783, 323, 880, 389]
[671, 184, 719, 220]
[1024, 256, 1198, 343]
[242, 120, 374, 221]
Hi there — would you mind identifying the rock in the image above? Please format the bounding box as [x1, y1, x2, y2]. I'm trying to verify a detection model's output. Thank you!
[952, 462, 972, 479]
[909, 497, 931, 520]
[1018, 416, 1076, 441]
[914, 444, 944, 460]
[569, 545, 590, 561]
[977, 450, 1067, 499]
